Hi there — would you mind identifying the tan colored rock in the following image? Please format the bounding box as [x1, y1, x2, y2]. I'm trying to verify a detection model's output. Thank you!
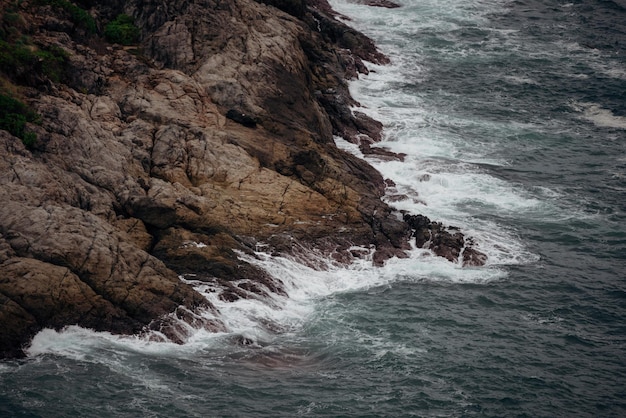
[0, 257, 128, 331]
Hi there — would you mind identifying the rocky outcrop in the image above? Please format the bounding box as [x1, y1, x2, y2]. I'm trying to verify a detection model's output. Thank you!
[0, 0, 484, 358]
[404, 214, 487, 267]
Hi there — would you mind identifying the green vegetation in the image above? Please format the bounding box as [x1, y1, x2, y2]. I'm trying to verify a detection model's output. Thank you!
[40, 0, 97, 33]
[2, 11, 22, 27]
[0, 93, 39, 148]
[104, 14, 139, 45]
[1, 5, 24, 41]
[33, 44, 70, 83]
[1, 3, 71, 84]
[0, 38, 70, 83]
[0, 1, 92, 149]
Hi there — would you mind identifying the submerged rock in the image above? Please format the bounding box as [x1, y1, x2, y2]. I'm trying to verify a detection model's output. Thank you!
[353, 0, 401, 8]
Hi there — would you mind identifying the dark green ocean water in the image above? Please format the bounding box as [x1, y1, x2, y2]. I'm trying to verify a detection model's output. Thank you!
[2, 0, 625, 416]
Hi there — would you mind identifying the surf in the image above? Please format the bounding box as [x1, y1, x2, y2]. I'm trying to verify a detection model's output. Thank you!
[20, 0, 542, 360]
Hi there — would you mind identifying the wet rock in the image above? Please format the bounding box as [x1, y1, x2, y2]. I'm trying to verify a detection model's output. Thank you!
[360, 142, 406, 161]
[358, 0, 402, 8]
[462, 238, 489, 267]
[234, 335, 257, 346]
[404, 214, 487, 266]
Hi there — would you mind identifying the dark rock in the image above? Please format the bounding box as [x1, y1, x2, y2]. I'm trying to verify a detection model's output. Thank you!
[256, 0, 306, 18]
[404, 214, 487, 265]
[125, 196, 178, 229]
[463, 246, 489, 267]
[431, 229, 465, 263]
[220, 289, 243, 302]
[0, 292, 39, 359]
[234, 335, 256, 345]
[386, 194, 409, 202]
[404, 214, 432, 242]
[360, 142, 406, 161]
[461, 237, 489, 267]
[359, 0, 402, 8]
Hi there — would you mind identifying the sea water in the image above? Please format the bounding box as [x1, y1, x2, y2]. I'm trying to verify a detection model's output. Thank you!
[2, 0, 625, 416]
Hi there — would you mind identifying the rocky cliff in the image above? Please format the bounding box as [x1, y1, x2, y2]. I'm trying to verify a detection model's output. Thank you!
[0, 0, 485, 358]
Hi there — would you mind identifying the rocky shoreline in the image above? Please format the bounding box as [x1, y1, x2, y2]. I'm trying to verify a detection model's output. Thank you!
[0, 0, 485, 358]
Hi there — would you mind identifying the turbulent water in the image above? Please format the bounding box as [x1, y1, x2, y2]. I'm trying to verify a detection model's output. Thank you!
[2, 0, 626, 416]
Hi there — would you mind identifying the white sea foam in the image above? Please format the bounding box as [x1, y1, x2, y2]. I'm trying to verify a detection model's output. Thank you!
[338, 70, 542, 267]
[26, 326, 220, 360]
[25, 238, 512, 359]
[597, 65, 626, 80]
[571, 101, 626, 130]
[334, 135, 364, 158]
[330, 0, 545, 267]
[503, 75, 538, 85]
[25, 327, 224, 394]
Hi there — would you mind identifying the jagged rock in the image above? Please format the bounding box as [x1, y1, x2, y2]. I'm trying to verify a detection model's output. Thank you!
[0, 257, 127, 358]
[461, 237, 489, 267]
[463, 246, 489, 267]
[404, 214, 487, 266]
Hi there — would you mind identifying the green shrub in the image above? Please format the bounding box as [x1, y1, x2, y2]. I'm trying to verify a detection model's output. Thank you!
[3, 12, 22, 26]
[0, 4, 69, 85]
[104, 14, 139, 45]
[2, 4, 27, 41]
[0, 39, 69, 83]
[41, 0, 96, 33]
[0, 39, 35, 79]
[34, 45, 69, 82]
[0, 93, 39, 147]
[22, 130, 37, 148]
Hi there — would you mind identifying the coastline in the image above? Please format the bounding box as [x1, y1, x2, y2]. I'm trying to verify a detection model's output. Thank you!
[3, 1, 626, 415]
[0, 0, 483, 358]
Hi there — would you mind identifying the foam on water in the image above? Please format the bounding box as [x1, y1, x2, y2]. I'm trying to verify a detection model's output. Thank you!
[331, 0, 606, 265]
[571, 101, 626, 130]
[26, 326, 220, 360]
[329, 0, 505, 44]
[336, 73, 543, 268]
[25, 240, 510, 360]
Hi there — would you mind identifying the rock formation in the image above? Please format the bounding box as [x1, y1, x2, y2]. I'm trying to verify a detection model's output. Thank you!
[0, 0, 485, 358]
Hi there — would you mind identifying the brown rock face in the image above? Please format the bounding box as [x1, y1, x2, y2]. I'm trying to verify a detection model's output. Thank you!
[0, 0, 484, 357]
